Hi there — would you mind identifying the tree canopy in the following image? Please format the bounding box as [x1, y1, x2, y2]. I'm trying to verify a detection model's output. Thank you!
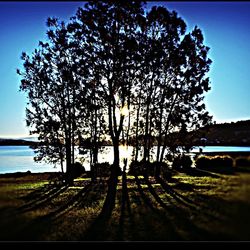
[18, 0, 212, 213]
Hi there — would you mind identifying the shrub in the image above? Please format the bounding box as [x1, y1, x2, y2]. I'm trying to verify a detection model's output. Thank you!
[71, 162, 86, 178]
[149, 161, 172, 178]
[181, 155, 193, 169]
[161, 162, 173, 180]
[128, 160, 172, 177]
[128, 160, 147, 176]
[91, 162, 122, 177]
[48, 172, 65, 186]
[235, 157, 250, 167]
[92, 162, 110, 177]
[195, 155, 234, 174]
[172, 154, 193, 170]
[212, 155, 233, 169]
[195, 156, 211, 170]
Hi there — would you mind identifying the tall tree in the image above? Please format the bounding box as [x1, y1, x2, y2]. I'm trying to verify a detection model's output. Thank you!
[18, 1, 212, 215]
[128, 6, 212, 177]
[70, 1, 146, 216]
[18, 18, 87, 184]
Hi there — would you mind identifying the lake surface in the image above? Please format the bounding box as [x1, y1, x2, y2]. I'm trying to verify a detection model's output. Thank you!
[0, 145, 250, 174]
[191, 146, 250, 153]
[0, 146, 59, 174]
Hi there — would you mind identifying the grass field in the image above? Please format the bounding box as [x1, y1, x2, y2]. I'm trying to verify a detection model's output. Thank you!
[0, 166, 250, 241]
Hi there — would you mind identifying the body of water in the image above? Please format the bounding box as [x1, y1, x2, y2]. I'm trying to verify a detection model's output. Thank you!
[0, 145, 250, 174]
[192, 146, 250, 153]
[0, 146, 59, 174]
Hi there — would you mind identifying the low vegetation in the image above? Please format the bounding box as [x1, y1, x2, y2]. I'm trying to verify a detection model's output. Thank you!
[0, 156, 250, 241]
[195, 155, 234, 174]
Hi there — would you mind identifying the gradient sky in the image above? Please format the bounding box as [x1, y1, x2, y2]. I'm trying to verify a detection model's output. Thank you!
[0, 1, 249, 138]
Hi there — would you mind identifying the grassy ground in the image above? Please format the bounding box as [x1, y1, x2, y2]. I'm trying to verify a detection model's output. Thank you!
[0, 167, 250, 242]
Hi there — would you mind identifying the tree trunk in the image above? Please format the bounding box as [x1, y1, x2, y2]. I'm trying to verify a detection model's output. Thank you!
[100, 139, 119, 218]
[65, 140, 73, 185]
[143, 98, 150, 163]
[60, 149, 64, 174]
[134, 95, 141, 162]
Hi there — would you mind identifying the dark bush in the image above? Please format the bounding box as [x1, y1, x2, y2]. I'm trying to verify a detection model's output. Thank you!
[128, 160, 146, 176]
[195, 155, 234, 174]
[71, 162, 86, 179]
[147, 161, 157, 176]
[91, 162, 122, 177]
[129, 160, 172, 178]
[212, 155, 233, 169]
[161, 162, 173, 180]
[48, 172, 65, 186]
[172, 154, 193, 170]
[235, 157, 250, 167]
[92, 162, 110, 177]
[128, 160, 156, 176]
[195, 156, 211, 170]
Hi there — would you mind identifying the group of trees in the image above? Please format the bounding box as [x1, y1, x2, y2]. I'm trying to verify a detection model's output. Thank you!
[18, 1, 212, 214]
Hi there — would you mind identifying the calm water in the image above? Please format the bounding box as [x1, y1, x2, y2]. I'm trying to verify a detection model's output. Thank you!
[191, 146, 250, 153]
[0, 145, 250, 174]
[0, 146, 60, 174]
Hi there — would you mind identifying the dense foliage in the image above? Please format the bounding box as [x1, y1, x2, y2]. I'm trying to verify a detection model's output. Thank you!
[18, 1, 212, 213]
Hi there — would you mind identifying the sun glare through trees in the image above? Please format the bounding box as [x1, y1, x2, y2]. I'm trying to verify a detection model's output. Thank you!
[0, 1, 249, 242]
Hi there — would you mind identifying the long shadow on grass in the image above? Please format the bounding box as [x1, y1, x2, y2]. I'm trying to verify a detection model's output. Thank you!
[80, 175, 122, 241]
[156, 176, 199, 209]
[133, 175, 182, 240]
[40, 179, 106, 222]
[116, 170, 135, 241]
[194, 167, 235, 176]
[20, 184, 54, 201]
[17, 184, 69, 214]
[181, 167, 221, 178]
[20, 184, 60, 205]
[40, 180, 93, 220]
[137, 175, 230, 240]
[10, 180, 106, 241]
[80, 178, 122, 241]
[155, 176, 225, 221]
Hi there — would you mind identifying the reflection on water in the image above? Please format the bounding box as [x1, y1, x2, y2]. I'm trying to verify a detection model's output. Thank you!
[0, 145, 250, 174]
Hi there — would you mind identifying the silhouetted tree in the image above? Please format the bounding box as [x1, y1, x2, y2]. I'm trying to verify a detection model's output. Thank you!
[18, 1, 213, 215]
[18, 18, 87, 184]
[128, 6, 212, 177]
[69, 1, 146, 216]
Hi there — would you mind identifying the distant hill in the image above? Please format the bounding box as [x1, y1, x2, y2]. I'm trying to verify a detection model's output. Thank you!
[19, 136, 39, 142]
[191, 120, 250, 146]
[0, 138, 37, 146]
[1, 120, 249, 147]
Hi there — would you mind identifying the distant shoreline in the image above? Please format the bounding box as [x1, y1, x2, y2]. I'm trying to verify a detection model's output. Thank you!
[0, 143, 250, 147]
[0, 141, 36, 146]
[0, 171, 58, 178]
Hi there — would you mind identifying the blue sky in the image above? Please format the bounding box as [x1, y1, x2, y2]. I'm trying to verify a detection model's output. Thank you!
[0, 1, 249, 138]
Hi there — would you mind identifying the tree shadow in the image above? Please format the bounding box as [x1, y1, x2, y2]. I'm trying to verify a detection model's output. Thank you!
[19, 184, 54, 201]
[155, 176, 225, 221]
[133, 174, 183, 240]
[6, 175, 115, 241]
[176, 167, 221, 178]
[197, 167, 235, 176]
[116, 170, 135, 240]
[156, 176, 197, 209]
[39, 180, 93, 220]
[17, 184, 69, 214]
[6, 179, 105, 241]
[77, 178, 114, 241]
[136, 175, 231, 240]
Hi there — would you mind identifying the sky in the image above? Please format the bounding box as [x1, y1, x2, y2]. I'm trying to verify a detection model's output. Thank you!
[0, 1, 249, 138]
